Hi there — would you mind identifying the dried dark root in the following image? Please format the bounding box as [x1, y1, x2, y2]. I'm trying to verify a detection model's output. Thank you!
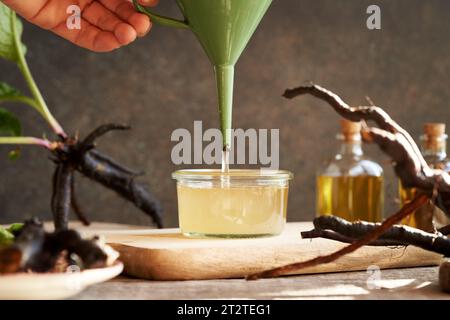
[303, 215, 450, 255]
[283, 83, 450, 213]
[78, 123, 131, 153]
[70, 175, 90, 226]
[247, 194, 428, 280]
[50, 123, 163, 230]
[245, 83, 450, 280]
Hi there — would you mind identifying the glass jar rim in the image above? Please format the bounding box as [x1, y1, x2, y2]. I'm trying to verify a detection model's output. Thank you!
[172, 169, 293, 181]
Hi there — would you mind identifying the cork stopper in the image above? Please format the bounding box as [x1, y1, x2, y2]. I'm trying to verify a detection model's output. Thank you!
[422, 123, 447, 151]
[340, 119, 361, 141]
[424, 123, 446, 137]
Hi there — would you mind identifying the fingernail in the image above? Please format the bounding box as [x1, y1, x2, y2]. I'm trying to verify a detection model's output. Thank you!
[140, 0, 158, 5]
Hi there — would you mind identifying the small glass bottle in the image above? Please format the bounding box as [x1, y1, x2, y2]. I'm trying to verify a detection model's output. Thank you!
[399, 123, 450, 229]
[316, 120, 384, 222]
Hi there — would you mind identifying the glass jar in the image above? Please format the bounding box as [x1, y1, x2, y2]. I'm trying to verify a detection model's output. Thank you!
[172, 169, 293, 238]
[316, 120, 384, 222]
[399, 123, 450, 229]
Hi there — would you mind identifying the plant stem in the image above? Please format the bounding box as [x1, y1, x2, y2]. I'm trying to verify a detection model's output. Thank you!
[11, 12, 66, 138]
[0, 96, 41, 111]
[0, 137, 54, 149]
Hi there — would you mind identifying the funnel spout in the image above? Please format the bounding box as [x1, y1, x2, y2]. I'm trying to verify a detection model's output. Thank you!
[214, 65, 234, 151]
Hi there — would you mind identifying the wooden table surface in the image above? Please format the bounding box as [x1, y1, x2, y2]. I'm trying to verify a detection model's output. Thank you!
[73, 266, 449, 300]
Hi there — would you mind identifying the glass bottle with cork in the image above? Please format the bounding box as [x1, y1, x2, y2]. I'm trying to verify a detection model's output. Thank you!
[316, 119, 384, 222]
[399, 123, 450, 230]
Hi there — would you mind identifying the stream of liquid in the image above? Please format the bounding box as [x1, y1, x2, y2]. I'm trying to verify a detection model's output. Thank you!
[221, 149, 230, 173]
[220, 149, 231, 188]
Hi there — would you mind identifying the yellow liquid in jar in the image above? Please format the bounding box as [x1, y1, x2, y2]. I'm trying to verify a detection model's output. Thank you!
[316, 175, 384, 222]
[399, 180, 449, 230]
[398, 181, 419, 227]
[177, 184, 288, 237]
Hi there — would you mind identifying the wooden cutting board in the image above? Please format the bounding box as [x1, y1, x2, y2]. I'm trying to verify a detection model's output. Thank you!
[78, 222, 443, 281]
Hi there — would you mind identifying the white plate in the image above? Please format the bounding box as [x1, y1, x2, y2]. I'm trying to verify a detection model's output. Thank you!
[0, 261, 123, 300]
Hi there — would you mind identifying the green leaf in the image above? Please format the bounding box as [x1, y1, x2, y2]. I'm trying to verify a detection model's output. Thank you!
[0, 226, 14, 246]
[7, 223, 23, 234]
[0, 222, 22, 246]
[0, 2, 25, 62]
[0, 107, 21, 136]
[0, 82, 41, 111]
[0, 4, 63, 136]
[0, 82, 21, 99]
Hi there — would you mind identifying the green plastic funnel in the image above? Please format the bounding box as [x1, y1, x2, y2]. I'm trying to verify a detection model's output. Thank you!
[133, 0, 272, 150]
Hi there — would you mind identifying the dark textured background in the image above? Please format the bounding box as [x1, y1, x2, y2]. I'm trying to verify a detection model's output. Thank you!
[1, 0, 450, 227]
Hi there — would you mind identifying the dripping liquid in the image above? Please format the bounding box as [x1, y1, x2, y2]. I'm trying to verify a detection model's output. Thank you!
[221, 148, 230, 187]
[221, 148, 230, 173]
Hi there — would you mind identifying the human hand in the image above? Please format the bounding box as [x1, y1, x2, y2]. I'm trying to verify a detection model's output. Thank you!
[1, 0, 158, 52]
